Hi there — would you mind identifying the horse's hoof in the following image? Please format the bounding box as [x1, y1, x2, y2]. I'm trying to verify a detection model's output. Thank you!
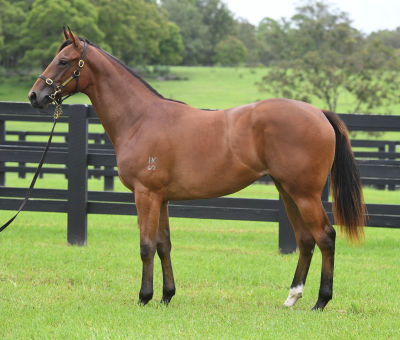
[160, 286, 175, 305]
[311, 304, 324, 311]
[138, 291, 153, 305]
[160, 298, 170, 305]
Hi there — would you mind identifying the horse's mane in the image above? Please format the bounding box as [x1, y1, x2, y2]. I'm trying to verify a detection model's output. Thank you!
[58, 38, 187, 105]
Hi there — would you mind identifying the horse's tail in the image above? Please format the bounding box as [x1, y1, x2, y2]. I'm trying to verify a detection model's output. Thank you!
[321, 109, 366, 242]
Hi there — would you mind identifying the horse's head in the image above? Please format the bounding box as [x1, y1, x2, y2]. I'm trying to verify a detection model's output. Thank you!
[28, 27, 89, 109]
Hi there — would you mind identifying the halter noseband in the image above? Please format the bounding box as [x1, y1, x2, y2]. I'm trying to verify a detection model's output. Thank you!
[39, 40, 88, 119]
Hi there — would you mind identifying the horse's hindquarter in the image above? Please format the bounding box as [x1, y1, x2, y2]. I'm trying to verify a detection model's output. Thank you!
[258, 99, 336, 196]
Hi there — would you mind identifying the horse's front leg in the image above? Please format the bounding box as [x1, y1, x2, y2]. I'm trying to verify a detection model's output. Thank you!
[157, 202, 176, 304]
[135, 190, 163, 305]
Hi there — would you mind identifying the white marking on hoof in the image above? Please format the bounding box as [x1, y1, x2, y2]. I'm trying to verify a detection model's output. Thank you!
[283, 284, 304, 307]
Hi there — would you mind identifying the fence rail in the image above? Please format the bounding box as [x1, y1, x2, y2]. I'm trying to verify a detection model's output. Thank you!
[0, 102, 399, 253]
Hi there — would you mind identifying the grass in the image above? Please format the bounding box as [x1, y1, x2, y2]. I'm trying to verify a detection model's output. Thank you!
[0, 68, 400, 338]
[0, 209, 399, 338]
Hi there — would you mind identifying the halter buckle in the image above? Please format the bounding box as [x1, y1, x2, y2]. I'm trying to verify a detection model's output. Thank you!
[74, 70, 80, 76]
[46, 78, 53, 86]
[49, 88, 61, 101]
[78, 60, 84, 68]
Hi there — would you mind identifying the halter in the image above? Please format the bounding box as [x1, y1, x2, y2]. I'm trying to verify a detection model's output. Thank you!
[38, 40, 88, 119]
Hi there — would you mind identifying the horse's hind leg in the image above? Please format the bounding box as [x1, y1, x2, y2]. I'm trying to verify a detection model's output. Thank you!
[292, 194, 336, 310]
[272, 178, 316, 307]
[156, 202, 176, 304]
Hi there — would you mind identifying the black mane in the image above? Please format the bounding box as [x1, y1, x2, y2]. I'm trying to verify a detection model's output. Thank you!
[58, 37, 187, 105]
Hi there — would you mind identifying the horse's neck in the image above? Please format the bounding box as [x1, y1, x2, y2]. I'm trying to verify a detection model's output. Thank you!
[83, 58, 162, 148]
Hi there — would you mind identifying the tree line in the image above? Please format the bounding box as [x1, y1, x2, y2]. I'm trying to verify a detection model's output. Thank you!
[1, 0, 400, 69]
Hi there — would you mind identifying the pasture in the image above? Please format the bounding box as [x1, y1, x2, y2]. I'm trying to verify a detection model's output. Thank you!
[0, 67, 399, 338]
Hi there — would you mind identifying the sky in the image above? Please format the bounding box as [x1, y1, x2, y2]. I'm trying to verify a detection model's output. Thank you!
[225, 0, 400, 34]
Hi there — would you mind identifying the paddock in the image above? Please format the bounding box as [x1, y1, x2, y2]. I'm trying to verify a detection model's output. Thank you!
[0, 101, 399, 337]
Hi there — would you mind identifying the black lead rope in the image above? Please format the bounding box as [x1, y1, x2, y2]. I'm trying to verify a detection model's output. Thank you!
[0, 120, 57, 232]
[0, 40, 88, 233]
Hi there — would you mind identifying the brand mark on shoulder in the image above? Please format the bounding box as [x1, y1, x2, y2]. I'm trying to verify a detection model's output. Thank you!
[148, 157, 156, 170]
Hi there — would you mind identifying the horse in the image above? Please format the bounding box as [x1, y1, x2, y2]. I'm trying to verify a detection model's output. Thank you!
[28, 28, 366, 310]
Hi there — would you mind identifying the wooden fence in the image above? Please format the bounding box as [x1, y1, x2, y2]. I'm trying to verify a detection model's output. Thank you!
[0, 102, 399, 253]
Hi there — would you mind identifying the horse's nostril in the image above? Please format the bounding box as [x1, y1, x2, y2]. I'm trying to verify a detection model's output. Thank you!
[29, 92, 37, 102]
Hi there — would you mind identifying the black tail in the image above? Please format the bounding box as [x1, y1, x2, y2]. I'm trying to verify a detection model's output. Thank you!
[322, 110, 366, 242]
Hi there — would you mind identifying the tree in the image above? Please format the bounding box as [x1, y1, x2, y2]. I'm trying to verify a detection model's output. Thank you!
[19, 0, 105, 69]
[368, 27, 400, 49]
[256, 1, 400, 114]
[0, 0, 27, 69]
[257, 17, 294, 64]
[195, 0, 235, 64]
[161, 0, 210, 65]
[234, 18, 259, 64]
[161, 0, 235, 65]
[93, 0, 183, 65]
[158, 22, 184, 65]
[212, 35, 247, 66]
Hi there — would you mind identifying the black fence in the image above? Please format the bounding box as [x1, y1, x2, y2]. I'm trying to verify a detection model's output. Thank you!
[0, 102, 399, 253]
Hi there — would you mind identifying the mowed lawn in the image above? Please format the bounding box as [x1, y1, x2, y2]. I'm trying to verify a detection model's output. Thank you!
[0, 67, 400, 338]
[0, 173, 399, 338]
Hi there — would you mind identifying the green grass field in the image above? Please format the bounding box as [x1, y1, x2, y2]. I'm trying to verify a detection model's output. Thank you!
[0, 68, 400, 338]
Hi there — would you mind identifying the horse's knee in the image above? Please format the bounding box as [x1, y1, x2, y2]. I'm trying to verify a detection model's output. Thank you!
[140, 241, 156, 260]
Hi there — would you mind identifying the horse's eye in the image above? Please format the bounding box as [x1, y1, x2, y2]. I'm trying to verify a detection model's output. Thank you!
[59, 60, 68, 66]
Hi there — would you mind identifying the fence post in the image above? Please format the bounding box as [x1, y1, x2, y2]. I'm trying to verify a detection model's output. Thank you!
[278, 194, 298, 254]
[18, 131, 26, 178]
[388, 142, 396, 191]
[0, 120, 5, 186]
[104, 132, 114, 191]
[67, 104, 88, 246]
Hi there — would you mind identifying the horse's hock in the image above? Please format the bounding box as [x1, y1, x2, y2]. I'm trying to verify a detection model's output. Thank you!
[0, 102, 399, 251]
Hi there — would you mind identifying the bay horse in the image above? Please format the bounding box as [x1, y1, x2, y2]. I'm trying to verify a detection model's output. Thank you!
[28, 28, 366, 310]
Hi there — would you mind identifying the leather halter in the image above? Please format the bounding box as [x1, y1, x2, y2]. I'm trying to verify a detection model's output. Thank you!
[38, 40, 88, 118]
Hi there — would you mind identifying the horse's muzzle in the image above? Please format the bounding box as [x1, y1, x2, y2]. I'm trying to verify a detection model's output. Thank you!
[28, 91, 51, 109]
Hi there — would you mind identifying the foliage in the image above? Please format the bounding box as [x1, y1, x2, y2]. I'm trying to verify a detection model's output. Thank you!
[19, 0, 105, 69]
[0, 0, 27, 68]
[368, 27, 400, 49]
[158, 22, 184, 65]
[161, 0, 235, 65]
[213, 35, 247, 66]
[93, 0, 182, 65]
[161, 0, 210, 65]
[234, 18, 259, 64]
[257, 17, 294, 64]
[257, 1, 400, 114]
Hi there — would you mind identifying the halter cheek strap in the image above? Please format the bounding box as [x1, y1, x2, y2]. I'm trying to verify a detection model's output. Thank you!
[39, 40, 88, 119]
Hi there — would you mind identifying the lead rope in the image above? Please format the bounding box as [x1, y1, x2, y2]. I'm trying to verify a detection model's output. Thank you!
[0, 41, 87, 232]
[0, 119, 58, 232]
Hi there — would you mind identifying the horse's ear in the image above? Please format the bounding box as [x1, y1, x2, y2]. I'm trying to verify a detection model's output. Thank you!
[67, 26, 79, 47]
[63, 26, 69, 40]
